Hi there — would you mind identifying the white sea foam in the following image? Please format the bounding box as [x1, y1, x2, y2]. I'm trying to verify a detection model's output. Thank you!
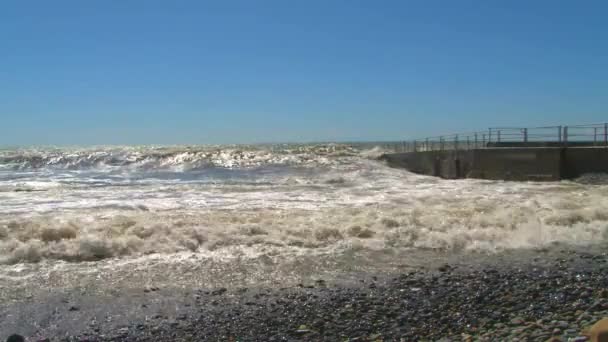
[0, 144, 607, 265]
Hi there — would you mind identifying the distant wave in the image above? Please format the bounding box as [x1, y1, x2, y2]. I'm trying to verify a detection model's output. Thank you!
[0, 144, 386, 171]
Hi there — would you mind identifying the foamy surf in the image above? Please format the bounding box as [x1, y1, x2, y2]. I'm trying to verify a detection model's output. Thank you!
[0, 144, 607, 266]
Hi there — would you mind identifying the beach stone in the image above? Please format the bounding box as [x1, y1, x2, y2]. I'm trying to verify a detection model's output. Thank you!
[211, 288, 227, 296]
[511, 317, 525, 325]
[438, 264, 451, 272]
[296, 324, 310, 333]
[6, 335, 25, 342]
[545, 337, 562, 342]
[589, 301, 605, 312]
[512, 327, 527, 335]
[534, 333, 552, 340]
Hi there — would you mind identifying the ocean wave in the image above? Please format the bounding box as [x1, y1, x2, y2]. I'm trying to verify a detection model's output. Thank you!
[0, 144, 380, 171]
[1, 193, 607, 264]
[574, 173, 608, 185]
[3, 144, 606, 265]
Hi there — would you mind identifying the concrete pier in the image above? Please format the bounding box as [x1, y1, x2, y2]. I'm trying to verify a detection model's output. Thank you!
[381, 147, 608, 181]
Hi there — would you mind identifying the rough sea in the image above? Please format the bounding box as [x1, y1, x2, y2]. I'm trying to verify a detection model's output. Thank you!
[0, 144, 607, 286]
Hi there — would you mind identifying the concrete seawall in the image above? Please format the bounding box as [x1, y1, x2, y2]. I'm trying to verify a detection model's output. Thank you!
[381, 147, 608, 181]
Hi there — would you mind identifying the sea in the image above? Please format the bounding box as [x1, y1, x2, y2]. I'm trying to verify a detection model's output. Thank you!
[0, 144, 607, 283]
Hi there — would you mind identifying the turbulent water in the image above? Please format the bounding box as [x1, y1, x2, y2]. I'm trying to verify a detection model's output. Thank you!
[0, 144, 607, 266]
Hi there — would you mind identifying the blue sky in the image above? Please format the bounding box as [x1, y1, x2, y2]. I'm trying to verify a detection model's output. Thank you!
[1, 1, 607, 145]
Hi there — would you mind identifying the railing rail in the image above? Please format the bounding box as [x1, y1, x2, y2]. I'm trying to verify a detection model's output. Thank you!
[391, 123, 608, 153]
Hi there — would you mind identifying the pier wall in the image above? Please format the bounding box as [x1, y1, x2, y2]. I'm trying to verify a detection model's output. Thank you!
[381, 148, 608, 181]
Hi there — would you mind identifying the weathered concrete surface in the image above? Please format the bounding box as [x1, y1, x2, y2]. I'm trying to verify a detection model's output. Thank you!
[562, 148, 608, 179]
[381, 147, 608, 181]
[381, 151, 472, 179]
[467, 148, 561, 181]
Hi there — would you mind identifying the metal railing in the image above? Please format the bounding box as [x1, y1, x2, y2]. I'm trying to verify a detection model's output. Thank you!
[394, 123, 608, 153]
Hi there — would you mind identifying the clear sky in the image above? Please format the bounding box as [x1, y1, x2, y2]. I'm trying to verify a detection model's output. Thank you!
[1, 1, 607, 145]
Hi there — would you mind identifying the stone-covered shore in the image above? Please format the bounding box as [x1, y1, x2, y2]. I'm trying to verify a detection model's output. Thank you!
[8, 249, 599, 341]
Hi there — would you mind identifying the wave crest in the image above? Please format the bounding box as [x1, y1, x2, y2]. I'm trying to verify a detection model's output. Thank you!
[2, 199, 607, 264]
[0, 144, 370, 171]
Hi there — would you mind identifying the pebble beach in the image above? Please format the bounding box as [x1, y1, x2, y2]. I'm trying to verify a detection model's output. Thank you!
[2, 246, 607, 341]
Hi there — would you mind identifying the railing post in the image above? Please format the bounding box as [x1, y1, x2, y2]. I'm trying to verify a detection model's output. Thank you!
[455, 135, 459, 150]
[604, 123, 607, 146]
[488, 128, 492, 143]
[482, 134, 486, 148]
[497, 130, 501, 143]
[474, 133, 478, 148]
[467, 136, 470, 150]
[594, 128, 598, 145]
[523, 128, 528, 143]
[413, 140, 417, 152]
[440, 137, 444, 151]
[563, 126, 568, 146]
[558, 126, 562, 142]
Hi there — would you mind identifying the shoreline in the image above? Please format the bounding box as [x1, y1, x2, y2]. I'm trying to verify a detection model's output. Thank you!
[1, 245, 607, 341]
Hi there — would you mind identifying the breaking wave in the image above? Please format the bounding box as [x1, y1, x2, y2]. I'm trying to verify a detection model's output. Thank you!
[1, 144, 608, 265]
[0, 144, 375, 171]
[1, 185, 608, 264]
